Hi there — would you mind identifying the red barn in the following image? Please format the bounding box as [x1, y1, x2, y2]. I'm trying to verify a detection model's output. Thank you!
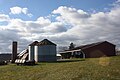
[60, 41, 116, 58]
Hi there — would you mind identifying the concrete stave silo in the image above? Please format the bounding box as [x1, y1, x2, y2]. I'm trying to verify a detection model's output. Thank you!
[11, 41, 17, 63]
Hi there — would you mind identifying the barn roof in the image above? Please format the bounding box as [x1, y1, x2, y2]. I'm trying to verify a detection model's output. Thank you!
[60, 41, 115, 53]
[36, 39, 56, 46]
[29, 41, 39, 46]
[72, 41, 115, 50]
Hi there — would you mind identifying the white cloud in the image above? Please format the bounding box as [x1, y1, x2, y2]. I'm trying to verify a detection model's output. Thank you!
[9, 6, 33, 17]
[0, 1, 120, 53]
[53, 6, 90, 26]
[0, 14, 10, 22]
[52, 5, 120, 46]
[27, 13, 33, 17]
[10, 6, 22, 14]
[22, 8, 28, 14]
[44, 22, 67, 33]
[37, 17, 51, 25]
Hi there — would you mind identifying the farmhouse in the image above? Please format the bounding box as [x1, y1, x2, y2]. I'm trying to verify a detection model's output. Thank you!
[59, 41, 116, 59]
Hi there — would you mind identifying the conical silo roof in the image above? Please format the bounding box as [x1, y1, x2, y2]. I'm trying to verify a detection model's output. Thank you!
[29, 41, 39, 46]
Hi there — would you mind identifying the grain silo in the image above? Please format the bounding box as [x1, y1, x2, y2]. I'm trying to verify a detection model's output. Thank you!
[11, 41, 17, 63]
[28, 41, 38, 61]
[34, 39, 57, 62]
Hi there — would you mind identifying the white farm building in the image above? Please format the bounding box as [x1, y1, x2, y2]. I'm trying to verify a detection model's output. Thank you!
[28, 39, 57, 62]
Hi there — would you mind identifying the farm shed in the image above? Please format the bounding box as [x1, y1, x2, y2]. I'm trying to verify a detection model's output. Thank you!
[60, 41, 116, 58]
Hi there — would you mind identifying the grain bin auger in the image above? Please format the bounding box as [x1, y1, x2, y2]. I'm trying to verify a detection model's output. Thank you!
[11, 41, 35, 65]
[15, 48, 35, 65]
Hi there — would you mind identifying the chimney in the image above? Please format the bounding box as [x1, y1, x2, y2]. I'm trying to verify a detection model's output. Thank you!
[11, 41, 17, 63]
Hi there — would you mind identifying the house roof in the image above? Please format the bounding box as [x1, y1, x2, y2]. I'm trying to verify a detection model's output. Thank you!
[36, 39, 56, 46]
[29, 41, 39, 46]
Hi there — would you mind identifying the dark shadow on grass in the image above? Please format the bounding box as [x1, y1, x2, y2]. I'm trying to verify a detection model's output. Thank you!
[12, 59, 85, 66]
[12, 63, 39, 66]
[40, 59, 85, 63]
[57, 59, 85, 63]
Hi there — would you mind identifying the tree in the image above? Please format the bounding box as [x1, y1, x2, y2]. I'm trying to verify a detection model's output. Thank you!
[69, 42, 75, 50]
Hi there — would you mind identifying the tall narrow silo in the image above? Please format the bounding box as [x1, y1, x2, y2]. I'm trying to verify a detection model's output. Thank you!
[35, 39, 57, 62]
[34, 45, 38, 62]
[28, 41, 38, 61]
[11, 41, 17, 63]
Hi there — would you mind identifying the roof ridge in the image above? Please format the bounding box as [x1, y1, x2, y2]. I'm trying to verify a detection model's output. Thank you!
[72, 41, 113, 50]
[29, 41, 39, 46]
[36, 39, 56, 46]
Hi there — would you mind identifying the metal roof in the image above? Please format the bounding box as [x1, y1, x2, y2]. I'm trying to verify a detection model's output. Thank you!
[36, 39, 56, 46]
[59, 41, 115, 53]
[29, 41, 39, 46]
[72, 41, 115, 50]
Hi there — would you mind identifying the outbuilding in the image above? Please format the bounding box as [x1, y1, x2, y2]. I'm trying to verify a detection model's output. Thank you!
[35, 39, 57, 62]
[28, 39, 57, 62]
[60, 41, 116, 58]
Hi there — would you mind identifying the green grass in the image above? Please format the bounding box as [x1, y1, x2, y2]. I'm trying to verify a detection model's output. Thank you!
[0, 56, 120, 80]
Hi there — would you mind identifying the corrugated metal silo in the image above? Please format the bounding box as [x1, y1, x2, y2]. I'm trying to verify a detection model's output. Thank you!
[35, 39, 57, 62]
[28, 41, 38, 61]
[34, 46, 38, 62]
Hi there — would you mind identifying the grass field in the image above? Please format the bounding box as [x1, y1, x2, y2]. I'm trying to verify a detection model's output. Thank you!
[0, 56, 120, 80]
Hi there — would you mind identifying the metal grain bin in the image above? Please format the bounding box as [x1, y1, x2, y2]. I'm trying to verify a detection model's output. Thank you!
[35, 39, 57, 62]
[28, 41, 38, 61]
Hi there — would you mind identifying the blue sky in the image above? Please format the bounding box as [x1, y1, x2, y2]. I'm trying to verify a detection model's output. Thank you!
[0, 0, 116, 20]
[0, 0, 120, 53]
